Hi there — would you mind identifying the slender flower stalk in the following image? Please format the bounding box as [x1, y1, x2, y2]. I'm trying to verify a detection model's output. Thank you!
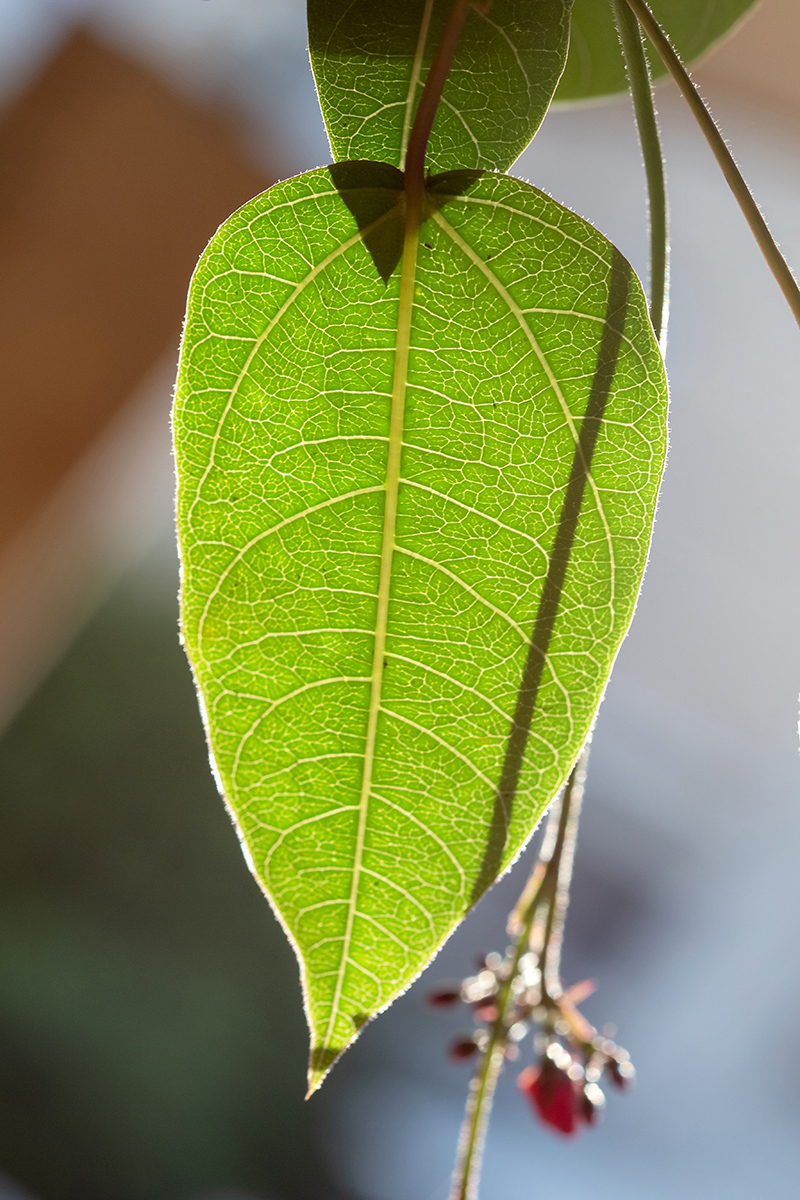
[610, 0, 669, 350]
[625, 0, 800, 331]
[448, 749, 589, 1200]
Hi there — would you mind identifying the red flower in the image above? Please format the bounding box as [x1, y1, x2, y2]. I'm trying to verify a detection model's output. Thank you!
[518, 1057, 581, 1136]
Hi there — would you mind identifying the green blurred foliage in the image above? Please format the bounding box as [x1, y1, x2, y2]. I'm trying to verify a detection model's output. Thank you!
[556, 0, 756, 102]
[0, 559, 344, 1200]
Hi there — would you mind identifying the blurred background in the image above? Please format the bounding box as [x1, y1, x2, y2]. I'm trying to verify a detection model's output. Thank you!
[0, 1, 798, 1197]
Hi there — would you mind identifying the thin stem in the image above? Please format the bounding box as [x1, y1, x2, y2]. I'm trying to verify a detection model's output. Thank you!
[449, 748, 589, 1200]
[449, 1031, 505, 1200]
[404, 0, 471, 218]
[610, 0, 669, 350]
[625, 0, 800, 331]
[399, 0, 436, 170]
[539, 751, 586, 999]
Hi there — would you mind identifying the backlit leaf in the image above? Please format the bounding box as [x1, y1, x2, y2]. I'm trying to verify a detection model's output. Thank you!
[308, 0, 572, 172]
[173, 163, 668, 1092]
[557, 0, 758, 102]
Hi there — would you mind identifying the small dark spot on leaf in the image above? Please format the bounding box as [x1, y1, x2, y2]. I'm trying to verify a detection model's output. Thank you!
[423, 242, 433, 249]
[352, 1012, 370, 1030]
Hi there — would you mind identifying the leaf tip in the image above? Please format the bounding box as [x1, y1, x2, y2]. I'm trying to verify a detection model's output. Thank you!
[306, 1041, 343, 1097]
[306, 1010, 373, 1095]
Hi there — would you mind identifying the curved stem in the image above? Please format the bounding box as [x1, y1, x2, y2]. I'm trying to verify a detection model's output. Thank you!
[625, 0, 800, 331]
[449, 748, 589, 1200]
[399, 0, 436, 170]
[610, 0, 669, 351]
[404, 0, 472, 220]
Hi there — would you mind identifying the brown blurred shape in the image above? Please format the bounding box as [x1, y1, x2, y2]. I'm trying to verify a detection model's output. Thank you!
[695, 0, 800, 116]
[0, 29, 268, 552]
[0, 30, 271, 730]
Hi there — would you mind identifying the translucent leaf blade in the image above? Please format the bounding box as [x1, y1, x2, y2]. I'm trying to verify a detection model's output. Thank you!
[308, 0, 572, 173]
[174, 166, 668, 1093]
[557, 0, 758, 103]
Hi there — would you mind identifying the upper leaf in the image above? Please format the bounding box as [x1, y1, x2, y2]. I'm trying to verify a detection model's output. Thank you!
[174, 164, 668, 1094]
[308, 0, 572, 173]
[557, 0, 758, 103]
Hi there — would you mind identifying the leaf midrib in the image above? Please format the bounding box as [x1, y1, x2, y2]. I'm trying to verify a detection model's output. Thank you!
[314, 211, 422, 1082]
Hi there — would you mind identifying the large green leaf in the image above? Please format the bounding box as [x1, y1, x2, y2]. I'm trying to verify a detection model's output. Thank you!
[308, 0, 572, 172]
[174, 163, 668, 1091]
[557, 0, 758, 102]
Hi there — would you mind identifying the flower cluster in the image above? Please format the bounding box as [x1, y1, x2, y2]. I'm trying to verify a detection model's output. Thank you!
[428, 951, 634, 1137]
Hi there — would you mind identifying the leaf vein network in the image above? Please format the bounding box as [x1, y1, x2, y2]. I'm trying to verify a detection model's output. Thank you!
[431, 211, 617, 617]
[231, 675, 371, 784]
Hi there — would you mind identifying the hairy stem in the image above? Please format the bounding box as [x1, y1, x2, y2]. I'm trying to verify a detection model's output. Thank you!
[611, 0, 669, 350]
[538, 750, 586, 1000]
[449, 748, 589, 1200]
[625, 0, 800, 331]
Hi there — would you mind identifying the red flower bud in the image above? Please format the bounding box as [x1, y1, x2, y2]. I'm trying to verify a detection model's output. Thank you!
[427, 986, 462, 1008]
[518, 1057, 580, 1136]
[448, 1036, 478, 1062]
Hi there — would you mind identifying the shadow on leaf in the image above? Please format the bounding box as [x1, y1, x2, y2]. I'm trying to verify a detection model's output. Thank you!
[328, 161, 484, 282]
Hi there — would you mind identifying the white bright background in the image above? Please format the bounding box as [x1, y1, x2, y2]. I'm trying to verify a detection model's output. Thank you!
[0, 3, 798, 1199]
